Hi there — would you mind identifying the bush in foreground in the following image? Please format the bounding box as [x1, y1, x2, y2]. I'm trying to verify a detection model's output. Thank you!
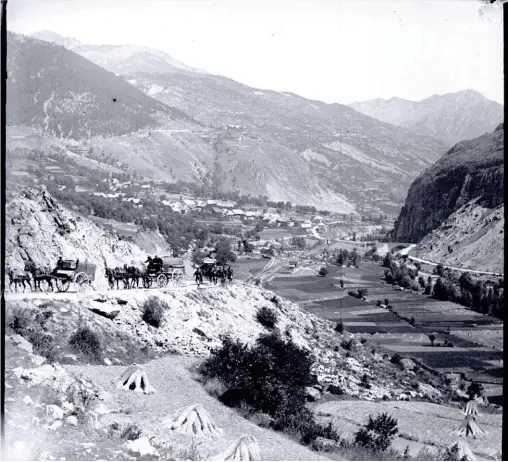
[256, 306, 278, 329]
[354, 412, 398, 453]
[69, 327, 102, 363]
[8, 308, 57, 361]
[142, 296, 168, 328]
[199, 332, 341, 445]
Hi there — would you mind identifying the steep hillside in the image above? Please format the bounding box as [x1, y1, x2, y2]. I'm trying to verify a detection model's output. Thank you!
[411, 200, 504, 273]
[124, 71, 447, 212]
[5, 186, 149, 288]
[31, 30, 207, 75]
[10, 31, 450, 213]
[391, 123, 504, 244]
[6, 32, 189, 139]
[350, 90, 504, 145]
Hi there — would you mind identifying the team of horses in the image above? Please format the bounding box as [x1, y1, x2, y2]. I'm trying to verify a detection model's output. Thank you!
[196, 264, 233, 286]
[7, 262, 55, 292]
[104, 264, 143, 290]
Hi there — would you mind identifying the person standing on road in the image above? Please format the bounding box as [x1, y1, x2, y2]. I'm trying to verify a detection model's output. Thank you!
[193, 267, 203, 286]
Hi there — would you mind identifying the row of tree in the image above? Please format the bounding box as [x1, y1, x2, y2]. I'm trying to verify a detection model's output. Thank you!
[334, 248, 361, 267]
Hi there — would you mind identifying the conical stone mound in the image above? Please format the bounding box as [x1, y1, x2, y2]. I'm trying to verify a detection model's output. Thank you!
[214, 436, 261, 461]
[446, 441, 477, 461]
[163, 404, 223, 438]
[116, 365, 155, 394]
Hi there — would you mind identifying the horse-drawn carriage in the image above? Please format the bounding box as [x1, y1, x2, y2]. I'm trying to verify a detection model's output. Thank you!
[142, 256, 185, 289]
[51, 259, 96, 292]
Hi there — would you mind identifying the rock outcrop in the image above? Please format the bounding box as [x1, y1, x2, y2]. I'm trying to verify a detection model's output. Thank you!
[6, 186, 149, 289]
[390, 123, 503, 243]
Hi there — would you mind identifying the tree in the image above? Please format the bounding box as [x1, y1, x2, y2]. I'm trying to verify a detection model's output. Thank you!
[418, 276, 426, 288]
[318, 267, 328, 277]
[215, 238, 236, 265]
[358, 288, 368, 298]
[466, 381, 484, 401]
[382, 253, 394, 268]
[434, 264, 445, 277]
[428, 334, 436, 346]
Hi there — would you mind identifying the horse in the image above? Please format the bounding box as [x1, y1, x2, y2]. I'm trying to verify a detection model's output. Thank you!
[7, 268, 32, 292]
[105, 267, 127, 290]
[124, 264, 142, 289]
[25, 262, 54, 292]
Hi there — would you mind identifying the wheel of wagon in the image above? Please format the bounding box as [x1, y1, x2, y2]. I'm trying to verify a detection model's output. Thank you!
[157, 274, 168, 288]
[75, 272, 89, 292]
[56, 277, 71, 292]
[172, 270, 184, 287]
[39, 279, 53, 293]
[143, 276, 152, 289]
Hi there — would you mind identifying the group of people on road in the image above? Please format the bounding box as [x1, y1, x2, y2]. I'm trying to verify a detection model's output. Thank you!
[193, 264, 233, 286]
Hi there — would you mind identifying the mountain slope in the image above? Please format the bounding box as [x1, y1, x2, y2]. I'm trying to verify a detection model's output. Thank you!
[31, 30, 206, 75]
[7, 32, 189, 139]
[411, 199, 504, 273]
[350, 90, 504, 146]
[124, 71, 448, 212]
[390, 123, 504, 244]
[10, 31, 449, 213]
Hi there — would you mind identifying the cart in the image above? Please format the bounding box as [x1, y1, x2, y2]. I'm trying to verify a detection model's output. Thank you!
[142, 256, 185, 289]
[51, 259, 96, 292]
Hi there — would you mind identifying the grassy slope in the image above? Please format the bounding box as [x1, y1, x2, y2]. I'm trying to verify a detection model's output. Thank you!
[65, 356, 329, 461]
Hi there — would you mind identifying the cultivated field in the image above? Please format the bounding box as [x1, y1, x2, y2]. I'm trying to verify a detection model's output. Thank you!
[267, 262, 504, 401]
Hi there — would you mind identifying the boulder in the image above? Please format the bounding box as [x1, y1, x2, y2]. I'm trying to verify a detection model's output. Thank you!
[125, 437, 159, 458]
[88, 304, 120, 320]
[400, 358, 416, 370]
[305, 386, 322, 402]
[9, 334, 33, 353]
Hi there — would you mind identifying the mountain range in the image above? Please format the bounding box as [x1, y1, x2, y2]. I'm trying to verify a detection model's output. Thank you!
[350, 91, 504, 146]
[7, 30, 501, 215]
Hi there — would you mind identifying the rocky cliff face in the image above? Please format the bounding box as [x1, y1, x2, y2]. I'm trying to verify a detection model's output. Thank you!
[390, 123, 504, 243]
[6, 187, 149, 288]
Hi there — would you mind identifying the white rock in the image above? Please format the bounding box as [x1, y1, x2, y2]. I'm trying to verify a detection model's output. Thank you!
[22, 395, 34, 405]
[60, 308, 69, 313]
[46, 404, 64, 420]
[9, 334, 33, 353]
[104, 358, 112, 366]
[31, 355, 47, 366]
[66, 416, 78, 427]
[125, 437, 159, 458]
[62, 401, 75, 415]
[48, 420, 63, 431]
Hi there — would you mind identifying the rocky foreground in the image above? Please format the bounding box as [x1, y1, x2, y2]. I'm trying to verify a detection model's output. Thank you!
[4, 279, 498, 460]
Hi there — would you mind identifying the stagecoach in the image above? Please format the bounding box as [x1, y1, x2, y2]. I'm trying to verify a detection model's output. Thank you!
[142, 256, 185, 288]
[51, 259, 96, 292]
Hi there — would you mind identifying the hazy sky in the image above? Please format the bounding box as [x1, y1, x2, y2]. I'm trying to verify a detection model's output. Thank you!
[8, 0, 504, 104]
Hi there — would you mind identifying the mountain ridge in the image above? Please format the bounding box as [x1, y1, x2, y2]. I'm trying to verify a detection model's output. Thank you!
[350, 90, 503, 145]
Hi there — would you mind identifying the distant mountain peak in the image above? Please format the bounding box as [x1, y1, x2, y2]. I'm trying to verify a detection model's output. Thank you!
[29, 30, 207, 75]
[31, 30, 82, 49]
[350, 90, 503, 145]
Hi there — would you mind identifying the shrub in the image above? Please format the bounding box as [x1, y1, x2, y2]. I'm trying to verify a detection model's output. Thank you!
[121, 424, 143, 441]
[466, 381, 484, 400]
[7, 308, 57, 361]
[341, 339, 354, 350]
[354, 412, 398, 453]
[335, 321, 345, 334]
[409, 317, 416, 326]
[358, 288, 368, 297]
[327, 384, 344, 396]
[199, 332, 313, 419]
[318, 267, 328, 277]
[360, 374, 371, 389]
[256, 306, 278, 329]
[69, 327, 102, 362]
[390, 353, 402, 365]
[142, 296, 168, 328]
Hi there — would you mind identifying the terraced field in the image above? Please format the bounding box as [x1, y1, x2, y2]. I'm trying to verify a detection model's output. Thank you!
[267, 262, 503, 402]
